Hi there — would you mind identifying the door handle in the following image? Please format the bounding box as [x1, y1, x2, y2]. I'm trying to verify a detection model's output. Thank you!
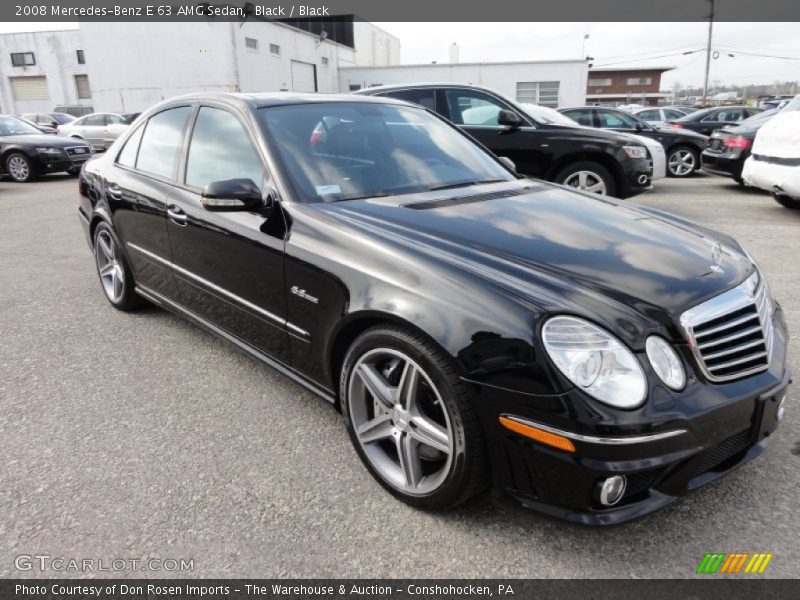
[167, 204, 188, 226]
[107, 184, 122, 200]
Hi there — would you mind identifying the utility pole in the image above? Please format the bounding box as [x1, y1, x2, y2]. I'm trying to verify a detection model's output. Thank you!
[701, 0, 715, 106]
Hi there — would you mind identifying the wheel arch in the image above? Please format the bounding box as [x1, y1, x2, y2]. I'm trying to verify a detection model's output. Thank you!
[328, 310, 456, 405]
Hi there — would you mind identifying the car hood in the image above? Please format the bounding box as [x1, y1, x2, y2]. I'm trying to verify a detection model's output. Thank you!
[322, 181, 752, 332]
[1, 133, 90, 147]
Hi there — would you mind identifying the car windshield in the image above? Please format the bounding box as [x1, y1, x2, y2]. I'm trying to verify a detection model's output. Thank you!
[50, 113, 75, 124]
[259, 102, 514, 202]
[0, 116, 43, 136]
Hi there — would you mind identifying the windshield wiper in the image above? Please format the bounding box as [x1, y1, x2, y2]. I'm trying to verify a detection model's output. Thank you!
[427, 179, 506, 191]
[330, 192, 390, 202]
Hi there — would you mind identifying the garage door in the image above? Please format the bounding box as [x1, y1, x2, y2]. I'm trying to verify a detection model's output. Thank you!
[10, 76, 50, 101]
[290, 61, 317, 93]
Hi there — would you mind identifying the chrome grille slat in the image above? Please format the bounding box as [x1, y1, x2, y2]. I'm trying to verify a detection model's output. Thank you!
[703, 339, 766, 361]
[707, 351, 768, 372]
[697, 325, 763, 350]
[680, 272, 773, 383]
[694, 313, 759, 338]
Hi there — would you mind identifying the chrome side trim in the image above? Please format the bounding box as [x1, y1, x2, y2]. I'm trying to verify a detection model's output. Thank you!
[500, 414, 688, 445]
[135, 283, 333, 403]
[126, 242, 309, 339]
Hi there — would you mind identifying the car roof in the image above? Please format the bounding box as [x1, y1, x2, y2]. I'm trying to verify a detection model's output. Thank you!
[160, 91, 411, 109]
[353, 82, 498, 95]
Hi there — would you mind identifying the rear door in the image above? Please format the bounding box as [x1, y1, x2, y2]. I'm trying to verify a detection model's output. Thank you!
[164, 104, 291, 362]
[438, 87, 546, 178]
[81, 114, 106, 147]
[107, 105, 193, 301]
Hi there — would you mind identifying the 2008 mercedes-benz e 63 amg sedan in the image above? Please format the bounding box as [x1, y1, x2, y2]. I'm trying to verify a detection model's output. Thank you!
[78, 93, 790, 524]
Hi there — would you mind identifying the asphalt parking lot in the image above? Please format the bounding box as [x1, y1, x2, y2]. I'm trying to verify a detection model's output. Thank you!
[1, 172, 798, 579]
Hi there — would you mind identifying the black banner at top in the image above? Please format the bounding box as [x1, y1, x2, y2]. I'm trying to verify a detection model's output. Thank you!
[4, 0, 800, 22]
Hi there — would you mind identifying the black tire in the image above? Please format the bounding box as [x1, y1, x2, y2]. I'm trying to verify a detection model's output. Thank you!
[554, 161, 616, 197]
[92, 222, 145, 311]
[666, 145, 699, 178]
[773, 194, 800, 210]
[67, 167, 80, 176]
[4, 152, 36, 183]
[340, 325, 489, 510]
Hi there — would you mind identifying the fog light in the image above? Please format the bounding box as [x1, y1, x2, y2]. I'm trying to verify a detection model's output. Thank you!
[777, 395, 786, 421]
[599, 475, 627, 507]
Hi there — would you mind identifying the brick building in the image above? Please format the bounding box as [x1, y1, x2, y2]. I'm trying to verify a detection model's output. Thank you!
[585, 67, 674, 107]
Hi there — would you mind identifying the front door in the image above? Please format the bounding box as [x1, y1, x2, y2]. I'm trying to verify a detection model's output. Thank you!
[165, 105, 291, 362]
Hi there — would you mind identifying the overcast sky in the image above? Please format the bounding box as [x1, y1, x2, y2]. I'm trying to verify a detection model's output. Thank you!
[376, 22, 800, 90]
[3, 21, 798, 90]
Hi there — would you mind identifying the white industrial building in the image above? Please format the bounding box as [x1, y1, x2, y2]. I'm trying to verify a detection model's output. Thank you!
[339, 57, 589, 107]
[0, 20, 401, 114]
[1, 24, 588, 115]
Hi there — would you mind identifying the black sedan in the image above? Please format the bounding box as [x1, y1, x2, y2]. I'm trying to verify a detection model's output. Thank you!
[0, 115, 93, 182]
[667, 105, 764, 136]
[355, 83, 654, 199]
[78, 93, 789, 524]
[559, 106, 709, 178]
[701, 109, 778, 184]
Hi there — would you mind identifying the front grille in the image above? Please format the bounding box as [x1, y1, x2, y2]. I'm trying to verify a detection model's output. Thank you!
[696, 429, 751, 475]
[623, 468, 664, 499]
[680, 272, 773, 382]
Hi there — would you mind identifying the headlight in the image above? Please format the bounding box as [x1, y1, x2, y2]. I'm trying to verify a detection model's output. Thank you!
[542, 316, 647, 409]
[645, 336, 685, 391]
[622, 145, 647, 159]
[35, 147, 62, 155]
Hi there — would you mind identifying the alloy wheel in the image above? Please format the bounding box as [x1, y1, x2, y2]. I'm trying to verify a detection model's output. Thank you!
[668, 149, 696, 176]
[7, 155, 30, 182]
[563, 170, 607, 194]
[348, 348, 454, 495]
[95, 230, 125, 303]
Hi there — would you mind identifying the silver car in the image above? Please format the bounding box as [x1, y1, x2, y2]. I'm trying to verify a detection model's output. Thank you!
[632, 107, 690, 127]
[56, 112, 135, 151]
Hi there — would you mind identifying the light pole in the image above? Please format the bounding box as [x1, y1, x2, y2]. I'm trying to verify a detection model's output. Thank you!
[701, 0, 715, 106]
[581, 34, 590, 59]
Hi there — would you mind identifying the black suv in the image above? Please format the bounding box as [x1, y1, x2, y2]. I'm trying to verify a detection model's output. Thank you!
[355, 84, 653, 199]
[560, 106, 709, 178]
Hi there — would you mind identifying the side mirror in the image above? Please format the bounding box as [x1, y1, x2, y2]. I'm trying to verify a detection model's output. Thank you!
[201, 178, 265, 212]
[498, 109, 523, 128]
[498, 156, 517, 172]
[635, 122, 644, 131]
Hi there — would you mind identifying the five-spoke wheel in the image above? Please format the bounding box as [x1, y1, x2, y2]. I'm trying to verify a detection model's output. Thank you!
[341, 326, 489, 509]
[667, 146, 698, 178]
[92, 223, 143, 311]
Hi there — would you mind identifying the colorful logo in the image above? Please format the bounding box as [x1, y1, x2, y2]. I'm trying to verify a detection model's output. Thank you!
[696, 552, 773, 574]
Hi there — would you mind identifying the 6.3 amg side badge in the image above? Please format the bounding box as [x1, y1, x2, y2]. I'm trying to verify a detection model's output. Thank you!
[291, 286, 319, 304]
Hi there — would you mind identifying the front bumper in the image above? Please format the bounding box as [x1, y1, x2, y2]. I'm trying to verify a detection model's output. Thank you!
[31, 147, 91, 173]
[618, 156, 653, 198]
[475, 309, 790, 525]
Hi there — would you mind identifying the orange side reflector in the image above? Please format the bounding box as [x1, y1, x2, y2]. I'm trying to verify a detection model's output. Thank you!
[499, 416, 576, 453]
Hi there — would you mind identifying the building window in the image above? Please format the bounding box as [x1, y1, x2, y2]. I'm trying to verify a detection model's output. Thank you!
[588, 77, 612, 86]
[11, 52, 35, 67]
[269, 43, 280, 55]
[516, 81, 560, 108]
[245, 37, 258, 50]
[321, 57, 329, 66]
[76, 49, 85, 64]
[75, 74, 91, 99]
[349, 84, 362, 91]
[627, 77, 652, 86]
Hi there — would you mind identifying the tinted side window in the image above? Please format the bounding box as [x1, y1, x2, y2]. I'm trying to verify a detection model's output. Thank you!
[136, 107, 191, 179]
[637, 109, 660, 122]
[107, 115, 125, 125]
[185, 107, 265, 190]
[596, 110, 638, 128]
[664, 109, 684, 120]
[444, 89, 510, 126]
[116, 124, 144, 168]
[562, 108, 594, 127]
[385, 89, 436, 111]
[84, 115, 104, 126]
